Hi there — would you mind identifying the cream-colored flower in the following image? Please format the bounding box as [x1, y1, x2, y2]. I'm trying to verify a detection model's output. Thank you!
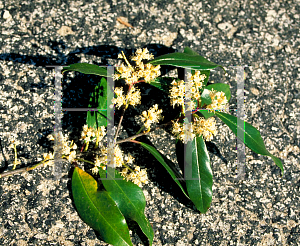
[91, 166, 99, 175]
[140, 104, 163, 129]
[67, 150, 76, 163]
[169, 71, 206, 110]
[115, 48, 160, 85]
[206, 88, 228, 113]
[126, 86, 141, 108]
[193, 116, 217, 141]
[124, 166, 149, 187]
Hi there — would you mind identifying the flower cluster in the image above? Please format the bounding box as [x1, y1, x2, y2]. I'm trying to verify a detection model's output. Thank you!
[114, 48, 161, 84]
[80, 125, 106, 144]
[111, 86, 141, 109]
[193, 116, 217, 141]
[172, 116, 217, 143]
[140, 104, 163, 130]
[90, 143, 149, 188]
[44, 132, 77, 166]
[120, 166, 149, 188]
[169, 71, 206, 110]
[91, 144, 121, 174]
[206, 88, 228, 113]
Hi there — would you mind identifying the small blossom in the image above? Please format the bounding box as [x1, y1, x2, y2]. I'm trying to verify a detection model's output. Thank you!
[115, 48, 160, 85]
[67, 150, 76, 163]
[169, 71, 206, 109]
[206, 88, 228, 113]
[140, 104, 163, 129]
[193, 116, 217, 141]
[124, 166, 149, 187]
[91, 166, 99, 175]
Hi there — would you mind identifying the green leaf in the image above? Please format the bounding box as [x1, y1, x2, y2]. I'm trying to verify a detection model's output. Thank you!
[148, 51, 225, 72]
[98, 167, 154, 246]
[215, 111, 284, 175]
[205, 83, 231, 101]
[138, 142, 190, 199]
[86, 77, 109, 128]
[72, 167, 133, 246]
[62, 63, 112, 77]
[184, 136, 213, 214]
[196, 110, 215, 119]
[183, 47, 200, 56]
[200, 89, 213, 107]
[183, 47, 211, 86]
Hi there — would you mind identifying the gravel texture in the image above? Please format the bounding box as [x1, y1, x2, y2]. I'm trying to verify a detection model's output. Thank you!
[0, 0, 300, 245]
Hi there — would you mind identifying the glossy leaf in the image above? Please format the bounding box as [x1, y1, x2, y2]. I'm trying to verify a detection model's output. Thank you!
[98, 167, 154, 246]
[196, 110, 215, 119]
[183, 47, 211, 86]
[200, 89, 212, 107]
[138, 141, 190, 199]
[72, 167, 133, 246]
[86, 77, 109, 128]
[148, 51, 225, 72]
[215, 111, 284, 175]
[183, 47, 200, 56]
[62, 63, 111, 77]
[184, 136, 213, 214]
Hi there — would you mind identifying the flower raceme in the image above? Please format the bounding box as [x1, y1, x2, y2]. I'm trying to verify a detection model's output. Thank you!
[114, 48, 161, 85]
[140, 104, 163, 131]
[112, 48, 161, 110]
[169, 71, 206, 110]
[206, 88, 228, 113]
[111, 86, 141, 110]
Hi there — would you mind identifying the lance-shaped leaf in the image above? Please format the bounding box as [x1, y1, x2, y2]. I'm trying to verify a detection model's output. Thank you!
[183, 47, 212, 86]
[148, 51, 225, 71]
[184, 136, 213, 214]
[138, 141, 190, 199]
[183, 47, 200, 56]
[86, 77, 109, 128]
[98, 167, 154, 246]
[215, 111, 284, 175]
[72, 167, 133, 246]
[62, 63, 112, 77]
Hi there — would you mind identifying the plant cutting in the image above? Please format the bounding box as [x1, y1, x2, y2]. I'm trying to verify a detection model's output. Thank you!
[1, 47, 284, 246]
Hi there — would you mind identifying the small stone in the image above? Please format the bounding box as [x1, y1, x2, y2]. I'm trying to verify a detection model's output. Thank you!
[217, 22, 233, 31]
[57, 26, 75, 36]
[3, 10, 11, 19]
[250, 87, 259, 96]
[214, 14, 222, 23]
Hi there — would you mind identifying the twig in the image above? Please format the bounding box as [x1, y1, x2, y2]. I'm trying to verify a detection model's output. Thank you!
[117, 17, 134, 28]
[0, 161, 45, 179]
